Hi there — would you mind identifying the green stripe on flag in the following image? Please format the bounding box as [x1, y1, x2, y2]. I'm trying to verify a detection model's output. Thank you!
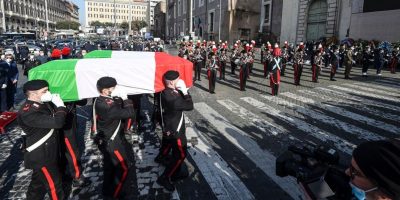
[83, 50, 112, 58]
[28, 59, 80, 102]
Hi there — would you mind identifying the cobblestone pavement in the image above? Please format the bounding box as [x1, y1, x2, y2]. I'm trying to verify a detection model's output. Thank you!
[0, 48, 399, 200]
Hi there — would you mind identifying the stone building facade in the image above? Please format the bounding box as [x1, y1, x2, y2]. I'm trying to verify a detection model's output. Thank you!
[0, 0, 80, 33]
[153, 1, 166, 38]
[167, 0, 261, 44]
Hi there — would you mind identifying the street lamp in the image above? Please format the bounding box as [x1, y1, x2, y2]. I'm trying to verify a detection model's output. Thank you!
[218, 0, 221, 41]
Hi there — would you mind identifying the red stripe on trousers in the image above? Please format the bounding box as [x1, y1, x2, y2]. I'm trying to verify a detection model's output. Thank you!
[41, 167, 58, 200]
[167, 138, 185, 177]
[64, 137, 80, 179]
[113, 150, 128, 198]
[126, 119, 132, 131]
[162, 144, 172, 156]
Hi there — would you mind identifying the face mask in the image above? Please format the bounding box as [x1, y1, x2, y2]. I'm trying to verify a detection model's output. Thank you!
[82, 52, 86, 56]
[349, 182, 378, 200]
[39, 53, 44, 56]
[40, 91, 53, 102]
[30, 55, 34, 60]
[6, 59, 11, 63]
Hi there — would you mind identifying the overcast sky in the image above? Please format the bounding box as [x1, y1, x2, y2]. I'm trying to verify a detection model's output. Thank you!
[71, 0, 85, 25]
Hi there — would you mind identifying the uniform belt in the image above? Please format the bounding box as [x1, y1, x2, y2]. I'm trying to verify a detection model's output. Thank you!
[26, 129, 54, 152]
[110, 120, 121, 141]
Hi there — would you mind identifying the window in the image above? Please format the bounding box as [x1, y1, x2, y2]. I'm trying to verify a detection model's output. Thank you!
[199, 0, 204, 7]
[183, 0, 186, 14]
[363, 0, 400, 12]
[177, 0, 181, 16]
[208, 11, 214, 32]
[264, 4, 270, 24]
[239, 28, 251, 37]
[193, 0, 195, 10]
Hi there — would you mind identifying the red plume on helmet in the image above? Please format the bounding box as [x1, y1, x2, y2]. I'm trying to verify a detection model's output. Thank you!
[212, 45, 217, 53]
[51, 48, 62, 58]
[299, 42, 304, 50]
[245, 44, 250, 52]
[273, 43, 281, 57]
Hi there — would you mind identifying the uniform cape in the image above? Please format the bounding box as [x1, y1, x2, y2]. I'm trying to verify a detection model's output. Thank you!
[29, 51, 193, 102]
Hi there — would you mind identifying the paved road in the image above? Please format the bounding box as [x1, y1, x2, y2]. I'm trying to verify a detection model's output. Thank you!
[0, 48, 399, 199]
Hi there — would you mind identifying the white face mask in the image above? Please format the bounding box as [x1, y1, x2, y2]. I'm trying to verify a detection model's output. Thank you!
[30, 55, 34, 60]
[39, 53, 44, 56]
[40, 91, 53, 102]
[6, 58, 11, 63]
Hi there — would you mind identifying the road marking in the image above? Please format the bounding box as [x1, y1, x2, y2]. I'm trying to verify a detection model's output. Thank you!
[240, 97, 355, 155]
[195, 102, 304, 200]
[263, 94, 385, 141]
[344, 83, 400, 98]
[315, 87, 400, 114]
[282, 92, 400, 135]
[217, 99, 300, 141]
[301, 88, 400, 123]
[329, 85, 400, 103]
[352, 82, 400, 94]
[186, 125, 255, 200]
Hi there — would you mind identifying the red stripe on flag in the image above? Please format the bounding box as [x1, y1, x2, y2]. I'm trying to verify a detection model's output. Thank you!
[64, 137, 80, 179]
[41, 167, 59, 200]
[154, 52, 193, 92]
[113, 150, 128, 198]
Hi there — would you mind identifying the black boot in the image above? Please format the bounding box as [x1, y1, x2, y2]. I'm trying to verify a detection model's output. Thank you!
[157, 176, 175, 191]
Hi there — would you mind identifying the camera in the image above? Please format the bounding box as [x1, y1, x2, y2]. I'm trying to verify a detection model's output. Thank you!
[276, 144, 353, 200]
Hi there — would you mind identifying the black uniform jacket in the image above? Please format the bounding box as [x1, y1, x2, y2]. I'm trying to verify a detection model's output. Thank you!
[94, 96, 134, 141]
[18, 100, 68, 169]
[160, 88, 194, 137]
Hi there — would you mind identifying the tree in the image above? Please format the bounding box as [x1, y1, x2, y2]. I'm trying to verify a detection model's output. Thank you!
[56, 21, 81, 30]
[131, 20, 148, 32]
[56, 21, 80, 30]
[120, 21, 129, 30]
[104, 22, 114, 28]
[90, 21, 104, 27]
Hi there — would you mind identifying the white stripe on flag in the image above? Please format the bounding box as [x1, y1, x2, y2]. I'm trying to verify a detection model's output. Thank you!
[344, 83, 400, 98]
[195, 102, 304, 200]
[217, 99, 301, 141]
[264, 94, 384, 141]
[75, 57, 156, 99]
[240, 97, 355, 155]
[329, 85, 400, 103]
[281, 92, 400, 135]
[301, 89, 400, 123]
[111, 51, 155, 59]
[186, 126, 255, 200]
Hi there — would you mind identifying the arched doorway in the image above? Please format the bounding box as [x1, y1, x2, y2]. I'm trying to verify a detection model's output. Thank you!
[306, 0, 328, 41]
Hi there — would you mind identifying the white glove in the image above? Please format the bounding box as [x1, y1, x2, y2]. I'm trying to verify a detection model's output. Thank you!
[51, 94, 65, 107]
[175, 79, 188, 95]
[111, 86, 128, 100]
[1, 84, 6, 89]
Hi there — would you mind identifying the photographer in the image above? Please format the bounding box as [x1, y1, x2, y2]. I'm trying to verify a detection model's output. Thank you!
[346, 139, 400, 200]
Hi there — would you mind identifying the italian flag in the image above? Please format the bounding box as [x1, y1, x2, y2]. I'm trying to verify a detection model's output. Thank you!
[29, 51, 193, 102]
